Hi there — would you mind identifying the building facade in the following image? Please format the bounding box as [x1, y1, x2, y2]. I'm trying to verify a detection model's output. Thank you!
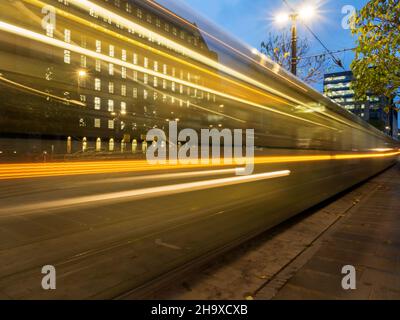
[323, 71, 398, 137]
[0, 0, 220, 157]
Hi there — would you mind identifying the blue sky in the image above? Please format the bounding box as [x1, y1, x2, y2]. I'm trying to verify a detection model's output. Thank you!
[181, 0, 368, 72]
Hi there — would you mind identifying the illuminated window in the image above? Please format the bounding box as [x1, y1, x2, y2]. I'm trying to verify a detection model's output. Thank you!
[133, 53, 138, 65]
[64, 29, 71, 43]
[143, 74, 148, 85]
[94, 97, 101, 110]
[121, 84, 126, 96]
[154, 77, 158, 87]
[143, 89, 148, 100]
[121, 49, 127, 61]
[108, 82, 114, 94]
[137, 9, 142, 19]
[154, 61, 158, 72]
[64, 50, 71, 64]
[95, 59, 101, 72]
[108, 99, 114, 112]
[163, 64, 167, 75]
[133, 87, 138, 98]
[80, 55, 87, 68]
[108, 120, 115, 130]
[94, 118, 101, 128]
[96, 40, 101, 53]
[121, 101, 127, 114]
[94, 78, 101, 91]
[109, 63, 114, 76]
[109, 45, 114, 57]
[144, 57, 149, 68]
[121, 67, 127, 79]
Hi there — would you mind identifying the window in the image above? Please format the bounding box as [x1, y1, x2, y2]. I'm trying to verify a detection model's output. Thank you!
[137, 9, 143, 19]
[122, 49, 127, 61]
[121, 67, 127, 79]
[96, 40, 101, 53]
[133, 87, 138, 98]
[64, 29, 71, 43]
[109, 63, 114, 76]
[94, 118, 101, 128]
[144, 74, 148, 85]
[108, 99, 114, 112]
[109, 45, 114, 57]
[80, 55, 87, 68]
[95, 78, 101, 91]
[133, 53, 138, 65]
[144, 57, 149, 68]
[95, 59, 101, 72]
[121, 84, 126, 96]
[121, 101, 127, 114]
[154, 61, 158, 72]
[94, 97, 101, 110]
[163, 64, 167, 75]
[154, 77, 158, 87]
[143, 89, 148, 100]
[108, 120, 115, 129]
[133, 71, 138, 81]
[64, 50, 71, 64]
[108, 82, 114, 94]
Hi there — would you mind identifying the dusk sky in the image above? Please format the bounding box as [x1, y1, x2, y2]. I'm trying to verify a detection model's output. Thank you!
[181, 0, 369, 73]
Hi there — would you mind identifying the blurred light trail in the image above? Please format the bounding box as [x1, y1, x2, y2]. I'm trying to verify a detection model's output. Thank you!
[143, 0, 307, 92]
[0, 74, 85, 107]
[0, 20, 338, 131]
[0, 170, 291, 217]
[77, 168, 245, 185]
[0, 151, 398, 180]
[14, 0, 383, 135]
[68, 0, 306, 100]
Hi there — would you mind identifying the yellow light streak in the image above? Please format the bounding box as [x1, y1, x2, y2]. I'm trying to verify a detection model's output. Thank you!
[68, 0, 307, 102]
[21, 0, 372, 134]
[0, 75, 86, 107]
[0, 170, 292, 216]
[0, 151, 398, 180]
[0, 20, 338, 130]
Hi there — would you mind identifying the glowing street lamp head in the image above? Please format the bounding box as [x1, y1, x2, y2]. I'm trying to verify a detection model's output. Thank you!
[275, 13, 289, 24]
[299, 5, 315, 20]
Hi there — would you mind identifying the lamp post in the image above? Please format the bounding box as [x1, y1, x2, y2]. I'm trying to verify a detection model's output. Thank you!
[275, 5, 315, 77]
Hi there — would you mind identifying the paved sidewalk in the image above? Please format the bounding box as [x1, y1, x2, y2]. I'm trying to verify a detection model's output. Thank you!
[258, 164, 400, 300]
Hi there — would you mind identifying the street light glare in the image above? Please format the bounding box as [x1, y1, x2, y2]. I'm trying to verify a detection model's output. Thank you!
[275, 13, 289, 24]
[299, 5, 315, 20]
[78, 70, 87, 77]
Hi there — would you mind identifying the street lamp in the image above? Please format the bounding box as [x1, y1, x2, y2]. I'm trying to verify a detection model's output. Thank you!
[275, 5, 316, 76]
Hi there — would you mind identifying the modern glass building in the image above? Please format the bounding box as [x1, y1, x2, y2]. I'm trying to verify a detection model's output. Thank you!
[323, 71, 398, 137]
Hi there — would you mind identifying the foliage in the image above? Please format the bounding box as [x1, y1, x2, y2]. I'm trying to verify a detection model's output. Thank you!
[351, 0, 400, 108]
[260, 31, 332, 84]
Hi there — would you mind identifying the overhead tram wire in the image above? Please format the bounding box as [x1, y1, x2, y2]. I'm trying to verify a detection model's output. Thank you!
[281, 0, 346, 69]
[298, 47, 356, 61]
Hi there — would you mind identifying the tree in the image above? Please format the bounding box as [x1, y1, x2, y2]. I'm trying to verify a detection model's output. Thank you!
[260, 31, 332, 84]
[351, 0, 400, 109]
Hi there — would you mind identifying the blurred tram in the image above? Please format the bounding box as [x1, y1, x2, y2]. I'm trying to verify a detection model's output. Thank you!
[0, 1, 399, 296]
[0, 0, 398, 183]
